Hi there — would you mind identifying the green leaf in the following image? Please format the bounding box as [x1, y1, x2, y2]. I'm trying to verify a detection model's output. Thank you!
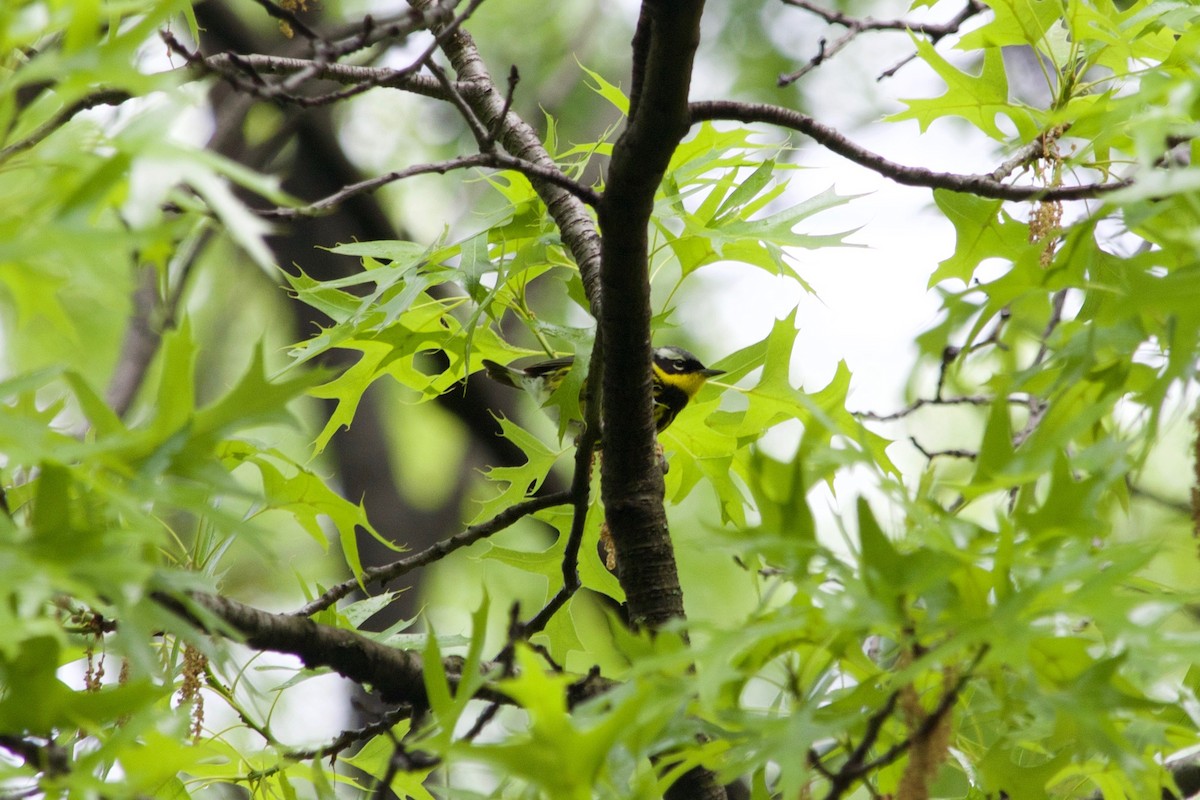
[421, 628, 453, 734]
[0, 636, 69, 732]
[344, 720, 434, 794]
[579, 62, 629, 115]
[742, 447, 816, 552]
[958, 0, 1069, 54]
[930, 189, 1034, 285]
[231, 448, 387, 581]
[890, 38, 1039, 141]
[150, 320, 198, 440]
[63, 371, 125, 438]
[474, 416, 565, 522]
[856, 498, 903, 613]
[192, 345, 323, 445]
[713, 312, 896, 477]
[461, 646, 653, 800]
[970, 395, 1017, 492]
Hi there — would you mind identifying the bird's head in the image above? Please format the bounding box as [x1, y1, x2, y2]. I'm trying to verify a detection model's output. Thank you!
[651, 345, 724, 399]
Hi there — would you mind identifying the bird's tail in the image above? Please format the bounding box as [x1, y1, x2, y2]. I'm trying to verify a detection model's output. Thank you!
[481, 359, 521, 388]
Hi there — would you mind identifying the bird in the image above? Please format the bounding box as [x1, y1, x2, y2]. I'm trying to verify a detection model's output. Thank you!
[481, 345, 724, 434]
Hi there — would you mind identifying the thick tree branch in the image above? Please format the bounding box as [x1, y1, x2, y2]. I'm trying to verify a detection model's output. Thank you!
[689, 100, 1131, 202]
[410, 0, 604, 311]
[597, 0, 703, 631]
[157, 591, 445, 707]
[156, 588, 621, 727]
[0, 735, 69, 778]
[598, 2, 726, 798]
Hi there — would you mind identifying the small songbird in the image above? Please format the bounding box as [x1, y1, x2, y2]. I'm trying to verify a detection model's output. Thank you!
[481, 345, 724, 434]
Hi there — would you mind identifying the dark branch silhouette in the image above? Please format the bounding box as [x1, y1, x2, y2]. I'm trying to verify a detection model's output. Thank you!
[689, 100, 1130, 201]
[778, 0, 986, 85]
[294, 491, 572, 618]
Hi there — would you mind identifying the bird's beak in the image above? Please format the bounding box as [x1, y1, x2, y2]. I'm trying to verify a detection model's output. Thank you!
[701, 367, 725, 377]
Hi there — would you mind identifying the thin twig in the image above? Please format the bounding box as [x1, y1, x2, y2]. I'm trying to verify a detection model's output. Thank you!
[1012, 289, 1067, 448]
[462, 603, 524, 743]
[489, 65, 520, 147]
[854, 646, 988, 776]
[251, 80, 381, 108]
[855, 394, 1003, 422]
[165, 41, 605, 259]
[992, 129, 1069, 181]
[0, 88, 132, 162]
[176, 47, 446, 100]
[241, 707, 419, 782]
[877, 0, 988, 80]
[512, 339, 604, 643]
[817, 692, 900, 800]
[293, 491, 571, 618]
[258, 151, 599, 219]
[324, 4, 456, 57]
[908, 437, 977, 461]
[425, 59, 492, 148]
[819, 646, 988, 799]
[1129, 483, 1190, 516]
[778, 0, 987, 84]
[782, 0, 982, 35]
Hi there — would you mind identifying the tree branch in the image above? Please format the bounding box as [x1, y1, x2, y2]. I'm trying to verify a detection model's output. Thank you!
[817, 647, 986, 800]
[598, 0, 703, 632]
[162, 38, 447, 102]
[258, 151, 599, 219]
[240, 706, 427, 782]
[105, 224, 208, 419]
[600, 64, 723, 800]
[512, 371, 604, 640]
[409, 0, 604, 311]
[157, 591, 447, 707]
[294, 490, 572, 618]
[156, 589, 621, 743]
[167, 31, 606, 228]
[0, 735, 70, 778]
[778, 0, 986, 85]
[689, 100, 1131, 202]
[0, 88, 132, 163]
[597, 2, 726, 797]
